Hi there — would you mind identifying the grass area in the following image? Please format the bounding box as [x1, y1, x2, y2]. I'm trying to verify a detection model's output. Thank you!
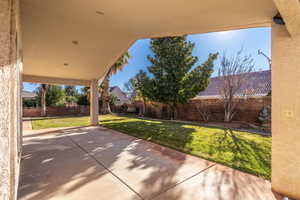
[31, 116, 91, 129]
[31, 114, 271, 179]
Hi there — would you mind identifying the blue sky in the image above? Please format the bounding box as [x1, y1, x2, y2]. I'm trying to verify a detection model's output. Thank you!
[24, 27, 271, 92]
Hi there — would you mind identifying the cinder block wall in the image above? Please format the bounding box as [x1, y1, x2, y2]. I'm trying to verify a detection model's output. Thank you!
[135, 96, 271, 124]
[23, 106, 90, 117]
[177, 97, 271, 123]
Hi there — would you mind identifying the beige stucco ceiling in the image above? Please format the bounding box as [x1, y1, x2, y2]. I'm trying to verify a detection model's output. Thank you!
[21, 0, 277, 83]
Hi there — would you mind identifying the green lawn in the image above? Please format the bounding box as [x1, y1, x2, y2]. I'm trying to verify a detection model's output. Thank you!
[31, 114, 271, 179]
[31, 116, 91, 129]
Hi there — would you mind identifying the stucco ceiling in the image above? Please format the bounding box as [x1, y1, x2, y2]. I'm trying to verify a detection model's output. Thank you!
[21, 0, 277, 83]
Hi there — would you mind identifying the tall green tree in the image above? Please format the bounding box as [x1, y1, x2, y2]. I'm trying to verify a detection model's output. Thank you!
[100, 52, 130, 114]
[141, 36, 218, 119]
[65, 85, 78, 96]
[77, 87, 90, 106]
[36, 85, 66, 109]
[65, 85, 78, 105]
[46, 85, 66, 106]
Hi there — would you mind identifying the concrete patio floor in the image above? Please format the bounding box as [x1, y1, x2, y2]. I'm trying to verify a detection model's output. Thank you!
[19, 126, 282, 200]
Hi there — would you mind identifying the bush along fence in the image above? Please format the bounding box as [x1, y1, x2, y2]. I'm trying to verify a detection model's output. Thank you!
[133, 96, 271, 127]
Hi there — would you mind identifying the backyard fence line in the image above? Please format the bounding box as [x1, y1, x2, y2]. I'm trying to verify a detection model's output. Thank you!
[133, 96, 271, 125]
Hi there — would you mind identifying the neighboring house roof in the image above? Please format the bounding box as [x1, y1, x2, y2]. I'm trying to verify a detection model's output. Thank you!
[22, 90, 37, 98]
[109, 86, 128, 98]
[196, 70, 271, 99]
[109, 86, 118, 92]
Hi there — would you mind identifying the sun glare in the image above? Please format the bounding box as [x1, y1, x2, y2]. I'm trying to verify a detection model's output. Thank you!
[216, 30, 236, 36]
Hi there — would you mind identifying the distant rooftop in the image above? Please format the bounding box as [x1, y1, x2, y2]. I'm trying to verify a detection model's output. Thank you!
[109, 86, 118, 92]
[22, 90, 37, 99]
[109, 86, 128, 97]
[196, 70, 271, 99]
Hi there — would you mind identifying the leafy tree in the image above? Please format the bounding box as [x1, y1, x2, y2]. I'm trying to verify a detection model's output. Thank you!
[64, 85, 78, 105]
[65, 96, 78, 105]
[99, 94, 117, 108]
[77, 87, 90, 106]
[81, 86, 90, 96]
[77, 95, 89, 106]
[124, 80, 135, 100]
[99, 52, 130, 114]
[141, 36, 218, 119]
[65, 85, 78, 97]
[109, 95, 118, 106]
[124, 70, 149, 116]
[36, 85, 66, 108]
[45, 85, 66, 106]
[23, 98, 37, 108]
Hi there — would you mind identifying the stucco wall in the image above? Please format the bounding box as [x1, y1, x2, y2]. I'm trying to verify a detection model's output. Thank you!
[0, 0, 22, 200]
[272, 23, 300, 199]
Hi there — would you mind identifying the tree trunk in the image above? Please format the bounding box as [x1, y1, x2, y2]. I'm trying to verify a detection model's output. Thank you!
[41, 84, 47, 117]
[142, 99, 147, 116]
[137, 100, 146, 116]
[224, 101, 235, 122]
[101, 101, 111, 114]
[170, 104, 177, 120]
[138, 106, 143, 116]
[100, 77, 112, 114]
[224, 111, 231, 122]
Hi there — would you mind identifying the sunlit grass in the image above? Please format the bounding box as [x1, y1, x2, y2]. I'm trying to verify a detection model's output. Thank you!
[31, 116, 91, 129]
[100, 115, 271, 179]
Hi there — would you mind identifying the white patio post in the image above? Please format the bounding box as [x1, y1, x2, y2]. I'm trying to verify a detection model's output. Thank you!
[0, 0, 22, 200]
[272, 22, 300, 199]
[90, 79, 99, 125]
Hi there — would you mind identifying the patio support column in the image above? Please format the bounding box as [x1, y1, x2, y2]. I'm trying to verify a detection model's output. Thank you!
[272, 22, 300, 199]
[90, 79, 99, 125]
[0, 0, 22, 200]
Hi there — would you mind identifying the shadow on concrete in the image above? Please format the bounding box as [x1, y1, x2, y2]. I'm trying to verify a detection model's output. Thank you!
[19, 123, 196, 200]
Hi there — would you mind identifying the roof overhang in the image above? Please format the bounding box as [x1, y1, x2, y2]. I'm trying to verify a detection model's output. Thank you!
[23, 75, 91, 86]
[21, 0, 278, 83]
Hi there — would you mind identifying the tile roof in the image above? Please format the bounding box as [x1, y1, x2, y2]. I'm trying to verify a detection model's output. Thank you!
[22, 90, 37, 98]
[197, 70, 271, 98]
[109, 86, 118, 92]
[110, 86, 128, 97]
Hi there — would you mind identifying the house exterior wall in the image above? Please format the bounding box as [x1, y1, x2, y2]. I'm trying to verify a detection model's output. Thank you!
[272, 22, 300, 199]
[110, 87, 130, 106]
[0, 0, 22, 200]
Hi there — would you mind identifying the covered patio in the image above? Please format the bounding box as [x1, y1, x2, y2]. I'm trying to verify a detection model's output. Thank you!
[1, 0, 300, 199]
[19, 126, 279, 200]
